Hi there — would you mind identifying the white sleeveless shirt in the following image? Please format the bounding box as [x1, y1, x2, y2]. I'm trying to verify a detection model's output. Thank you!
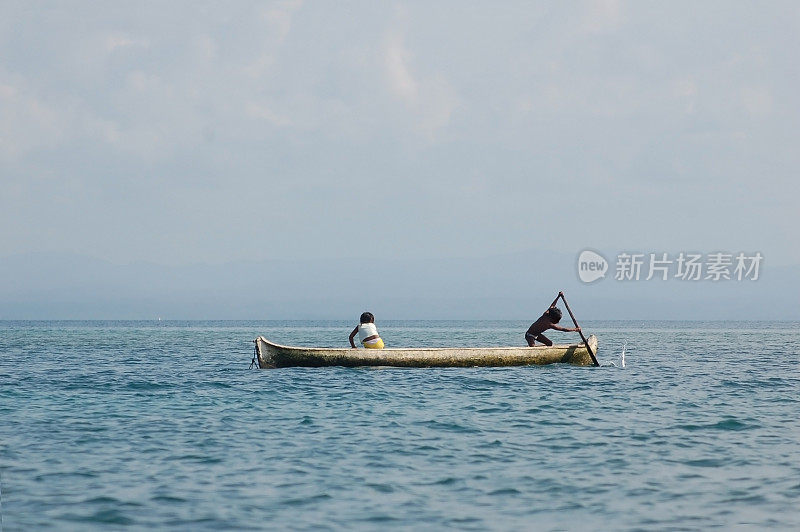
[358, 322, 379, 342]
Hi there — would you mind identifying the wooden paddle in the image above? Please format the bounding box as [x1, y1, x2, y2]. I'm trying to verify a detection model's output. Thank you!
[558, 292, 599, 367]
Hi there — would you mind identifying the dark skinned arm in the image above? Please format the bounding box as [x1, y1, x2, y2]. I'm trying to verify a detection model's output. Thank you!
[349, 326, 359, 348]
[549, 323, 581, 333]
[548, 291, 578, 331]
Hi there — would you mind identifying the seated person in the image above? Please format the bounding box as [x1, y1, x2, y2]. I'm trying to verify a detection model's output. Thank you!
[349, 311, 384, 349]
[525, 292, 580, 346]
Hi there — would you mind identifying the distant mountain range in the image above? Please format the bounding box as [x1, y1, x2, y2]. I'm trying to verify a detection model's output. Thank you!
[1, 251, 797, 320]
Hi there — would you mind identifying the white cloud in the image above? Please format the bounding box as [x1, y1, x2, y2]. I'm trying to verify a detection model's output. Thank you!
[194, 35, 219, 62]
[104, 33, 149, 53]
[739, 86, 772, 118]
[1, 2, 798, 266]
[126, 70, 164, 93]
[580, 0, 624, 34]
[245, 101, 292, 127]
[385, 33, 419, 103]
[244, 2, 303, 80]
[259, 0, 303, 45]
[84, 116, 121, 145]
[669, 78, 698, 115]
[382, 30, 458, 139]
[0, 76, 66, 161]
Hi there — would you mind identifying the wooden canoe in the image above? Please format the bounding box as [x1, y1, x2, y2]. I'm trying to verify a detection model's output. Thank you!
[253, 335, 599, 368]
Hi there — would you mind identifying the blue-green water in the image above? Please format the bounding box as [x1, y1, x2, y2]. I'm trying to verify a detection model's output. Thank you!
[1, 321, 799, 530]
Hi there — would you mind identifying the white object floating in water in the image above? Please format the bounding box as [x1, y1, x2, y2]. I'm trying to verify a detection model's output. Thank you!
[621, 342, 627, 368]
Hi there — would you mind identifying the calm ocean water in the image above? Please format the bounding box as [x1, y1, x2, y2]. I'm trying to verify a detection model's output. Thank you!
[1, 320, 799, 530]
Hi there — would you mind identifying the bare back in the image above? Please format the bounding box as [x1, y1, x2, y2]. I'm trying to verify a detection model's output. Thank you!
[526, 312, 553, 336]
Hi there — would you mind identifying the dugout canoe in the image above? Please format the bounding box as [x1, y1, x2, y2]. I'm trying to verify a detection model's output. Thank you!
[253, 335, 599, 368]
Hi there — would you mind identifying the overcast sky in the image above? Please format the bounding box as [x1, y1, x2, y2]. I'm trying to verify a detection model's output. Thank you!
[2, 1, 799, 269]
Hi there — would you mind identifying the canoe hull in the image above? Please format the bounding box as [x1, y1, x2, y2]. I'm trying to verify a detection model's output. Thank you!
[254, 335, 598, 368]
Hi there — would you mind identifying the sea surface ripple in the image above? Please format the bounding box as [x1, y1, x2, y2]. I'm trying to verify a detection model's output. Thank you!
[1, 320, 799, 530]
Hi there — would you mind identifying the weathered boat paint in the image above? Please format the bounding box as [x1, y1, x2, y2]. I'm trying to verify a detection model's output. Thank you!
[253, 335, 599, 368]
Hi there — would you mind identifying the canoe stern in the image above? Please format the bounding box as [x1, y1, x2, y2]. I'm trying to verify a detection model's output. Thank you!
[254, 336, 277, 368]
[561, 334, 598, 366]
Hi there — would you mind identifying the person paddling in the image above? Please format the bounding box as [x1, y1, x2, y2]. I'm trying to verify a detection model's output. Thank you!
[349, 312, 384, 349]
[525, 291, 581, 346]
